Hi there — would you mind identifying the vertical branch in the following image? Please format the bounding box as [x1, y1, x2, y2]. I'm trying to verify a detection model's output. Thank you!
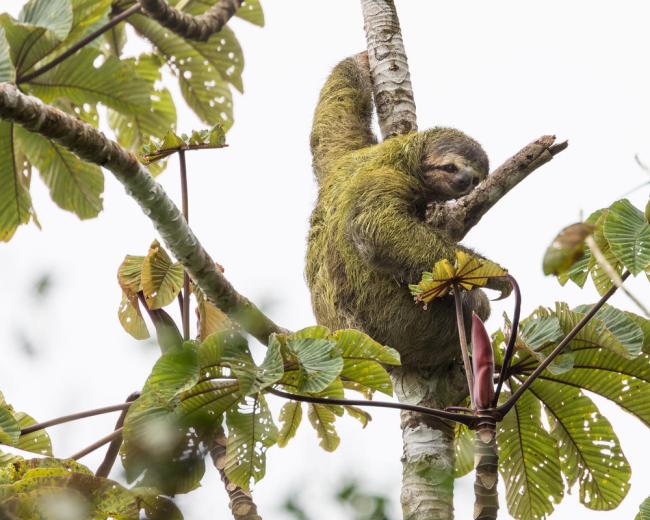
[473, 420, 499, 520]
[179, 149, 191, 340]
[360, 0, 417, 139]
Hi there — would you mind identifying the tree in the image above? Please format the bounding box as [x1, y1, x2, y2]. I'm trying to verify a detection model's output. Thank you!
[3, 1, 648, 512]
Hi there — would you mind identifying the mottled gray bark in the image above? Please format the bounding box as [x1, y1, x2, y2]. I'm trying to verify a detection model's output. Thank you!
[392, 365, 468, 520]
[426, 136, 568, 241]
[360, 0, 417, 138]
[207, 428, 263, 520]
[473, 421, 499, 520]
[138, 0, 243, 41]
[0, 84, 284, 345]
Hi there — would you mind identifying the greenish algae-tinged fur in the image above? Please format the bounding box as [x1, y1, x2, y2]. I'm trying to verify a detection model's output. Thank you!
[306, 55, 500, 370]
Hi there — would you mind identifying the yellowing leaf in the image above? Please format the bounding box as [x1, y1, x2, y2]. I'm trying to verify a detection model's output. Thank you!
[141, 240, 184, 310]
[543, 223, 595, 276]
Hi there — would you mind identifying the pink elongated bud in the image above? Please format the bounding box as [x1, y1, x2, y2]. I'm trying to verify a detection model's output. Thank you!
[471, 312, 495, 409]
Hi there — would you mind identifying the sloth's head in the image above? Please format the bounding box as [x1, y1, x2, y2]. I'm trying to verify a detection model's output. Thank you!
[418, 128, 489, 201]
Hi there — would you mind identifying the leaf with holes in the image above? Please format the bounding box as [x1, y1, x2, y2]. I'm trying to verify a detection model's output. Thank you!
[574, 304, 643, 358]
[224, 395, 277, 490]
[277, 401, 302, 448]
[530, 380, 630, 511]
[308, 402, 340, 452]
[498, 390, 564, 520]
[604, 199, 650, 275]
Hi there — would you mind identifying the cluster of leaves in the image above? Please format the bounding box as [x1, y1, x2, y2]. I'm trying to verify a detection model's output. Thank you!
[409, 249, 508, 307]
[120, 325, 400, 493]
[543, 198, 650, 294]
[0, 0, 262, 241]
[458, 300, 650, 519]
[140, 125, 226, 164]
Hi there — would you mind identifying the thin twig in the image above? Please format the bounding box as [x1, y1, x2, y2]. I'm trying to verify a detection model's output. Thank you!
[70, 427, 124, 461]
[95, 392, 140, 478]
[179, 149, 191, 340]
[493, 274, 522, 405]
[453, 286, 475, 408]
[16, 4, 142, 84]
[20, 403, 132, 435]
[266, 387, 480, 427]
[498, 271, 630, 415]
[586, 236, 650, 317]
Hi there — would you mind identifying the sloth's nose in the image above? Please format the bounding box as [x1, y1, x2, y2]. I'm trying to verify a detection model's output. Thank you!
[452, 170, 473, 191]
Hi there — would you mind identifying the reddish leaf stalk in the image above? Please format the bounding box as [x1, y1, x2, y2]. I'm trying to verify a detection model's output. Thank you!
[453, 285, 475, 408]
[471, 313, 494, 410]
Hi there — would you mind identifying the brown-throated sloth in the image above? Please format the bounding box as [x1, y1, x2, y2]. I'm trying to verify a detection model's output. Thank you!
[306, 53, 507, 370]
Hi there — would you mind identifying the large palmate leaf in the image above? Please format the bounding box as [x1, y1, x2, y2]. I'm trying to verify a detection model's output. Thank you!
[27, 47, 149, 114]
[0, 122, 35, 241]
[0, 0, 72, 77]
[285, 337, 343, 394]
[498, 390, 564, 520]
[15, 126, 103, 219]
[129, 13, 236, 129]
[0, 458, 142, 520]
[574, 303, 644, 357]
[638, 496, 650, 520]
[0, 406, 20, 446]
[141, 240, 184, 309]
[224, 395, 277, 490]
[64, 0, 112, 45]
[604, 199, 650, 275]
[528, 380, 630, 510]
[174, 0, 265, 27]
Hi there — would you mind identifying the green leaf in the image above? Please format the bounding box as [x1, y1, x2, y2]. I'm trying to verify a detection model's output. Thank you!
[604, 199, 650, 275]
[118, 291, 150, 340]
[277, 401, 302, 448]
[529, 380, 630, 510]
[0, 0, 72, 77]
[199, 330, 257, 394]
[65, 0, 112, 44]
[224, 395, 277, 490]
[27, 47, 150, 114]
[141, 240, 184, 309]
[557, 210, 603, 288]
[542, 223, 594, 276]
[179, 380, 240, 420]
[307, 403, 340, 452]
[639, 496, 650, 520]
[333, 329, 399, 396]
[0, 27, 15, 82]
[625, 311, 650, 354]
[286, 337, 343, 394]
[13, 411, 52, 456]
[129, 14, 236, 129]
[0, 122, 35, 241]
[15, 126, 103, 219]
[453, 423, 474, 478]
[574, 304, 643, 358]
[236, 0, 265, 26]
[589, 211, 624, 295]
[498, 390, 564, 520]
[0, 406, 20, 446]
[344, 405, 371, 428]
[108, 54, 177, 176]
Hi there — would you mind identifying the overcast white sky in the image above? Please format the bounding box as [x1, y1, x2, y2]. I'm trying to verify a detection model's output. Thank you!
[2, 1, 650, 519]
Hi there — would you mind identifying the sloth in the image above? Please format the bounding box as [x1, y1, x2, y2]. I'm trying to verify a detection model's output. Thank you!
[306, 52, 506, 370]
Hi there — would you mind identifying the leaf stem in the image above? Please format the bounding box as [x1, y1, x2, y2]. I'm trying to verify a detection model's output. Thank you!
[266, 387, 480, 427]
[493, 274, 521, 405]
[179, 149, 191, 340]
[70, 427, 124, 461]
[20, 403, 133, 435]
[16, 4, 142, 84]
[453, 285, 475, 409]
[95, 392, 140, 478]
[498, 270, 630, 415]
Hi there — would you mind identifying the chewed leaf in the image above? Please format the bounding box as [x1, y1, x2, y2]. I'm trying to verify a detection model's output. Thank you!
[543, 222, 595, 276]
[410, 249, 507, 305]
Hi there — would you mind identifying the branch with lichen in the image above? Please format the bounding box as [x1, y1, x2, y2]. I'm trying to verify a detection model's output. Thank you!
[138, 0, 243, 42]
[0, 84, 283, 345]
[426, 135, 569, 241]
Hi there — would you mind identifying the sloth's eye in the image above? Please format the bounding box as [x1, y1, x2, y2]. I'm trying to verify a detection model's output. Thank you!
[438, 164, 458, 173]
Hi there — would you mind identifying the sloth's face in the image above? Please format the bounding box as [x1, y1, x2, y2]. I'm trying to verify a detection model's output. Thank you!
[421, 152, 487, 200]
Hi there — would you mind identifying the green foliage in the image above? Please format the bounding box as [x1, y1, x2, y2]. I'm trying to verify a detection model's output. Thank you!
[638, 496, 650, 520]
[546, 198, 650, 292]
[140, 124, 226, 165]
[0, 0, 254, 240]
[490, 299, 650, 519]
[453, 423, 474, 478]
[0, 393, 52, 457]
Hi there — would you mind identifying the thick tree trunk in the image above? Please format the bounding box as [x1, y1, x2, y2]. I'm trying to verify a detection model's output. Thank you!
[360, 0, 417, 139]
[392, 365, 468, 519]
[473, 421, 499, 520]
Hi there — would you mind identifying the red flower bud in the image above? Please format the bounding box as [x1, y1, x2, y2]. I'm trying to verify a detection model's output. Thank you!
[471, 312, 494, 409]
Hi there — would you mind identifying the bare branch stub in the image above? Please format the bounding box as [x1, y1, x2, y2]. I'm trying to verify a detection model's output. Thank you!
[426, 135, 568, 241]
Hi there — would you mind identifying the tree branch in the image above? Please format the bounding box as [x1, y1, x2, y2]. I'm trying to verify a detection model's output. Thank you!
[360, 0, 417, 138]
[427, 135, 569, 241]
[20, 403, 132, 435]
[95, 392, 140, 478]
[207, 427, 263, 520]
[138, 0, 242, 42]
[70, 427, 124, 461]
[0, 84, 284, 345]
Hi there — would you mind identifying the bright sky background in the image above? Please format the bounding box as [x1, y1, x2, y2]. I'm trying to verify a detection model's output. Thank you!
[2, 1, 650, 519]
